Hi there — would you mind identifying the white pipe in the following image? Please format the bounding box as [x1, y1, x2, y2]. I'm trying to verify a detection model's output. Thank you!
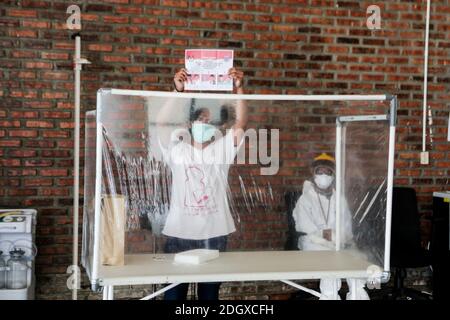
[102, 286, 109, 300]
[110, 89, 388, 101]
[92, 104, 103, 292]
[422, 0, 431, 152]
[72, 35, 81, 301]
[108, 285, 114, 300]
[281, 280, 321, 298]
[384, 125, 397, 272]
[140, 283, 180, 300]
[335, 123, 342, 251]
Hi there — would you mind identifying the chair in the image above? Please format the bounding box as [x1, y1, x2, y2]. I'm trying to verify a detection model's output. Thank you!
[430, 195, 450, 300]
[284, 190, 302, 250]
[389, 187, 432, 300]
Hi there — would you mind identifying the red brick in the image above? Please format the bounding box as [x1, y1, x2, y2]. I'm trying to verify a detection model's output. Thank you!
[40, 189, 69, 196]
[8, 150, 37, 157]
[103, 15, 129, 24]
[161, 0, 188, 7]
[24, 62, 52, 69]
[9, 29, 37, 38]
[41, 71, 69, 80]
[22, 20, 50, 28]
[24, 178, 53, 187]
[115, 6, 142, 14]
[9, 189, 38, 196]
[57, 141, 74, 148]
[103, 55, 130, 63]
[42, 131, 69, 138]
[88, 44, 113, 52]
[25, 120, 53, 128]
[9, 130, 38, 138]
[41, 111, 71, 119]
[24, 159, 54, 167]
[41, 150, 70, 158]
[0, 120, 20, 127]
[23, 199, 53, 206]
[40, 169, 68, 177]
[42, 92, 67, 99]
[7, 169, 36, 176]
[7, 9, 37, 18]
[0, 140, 21, 147]
[10, 90, 38, 98]
[1, 159, 21, 167]
[23, 140, 54, 148]
[57, 178, 74, 187]
[58, 122, 74, 129]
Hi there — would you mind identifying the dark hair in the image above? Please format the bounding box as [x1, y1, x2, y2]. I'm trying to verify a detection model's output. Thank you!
[219, 105, 229, 124]
[189, 107, 209, 122]
[189, 106, 229, 124]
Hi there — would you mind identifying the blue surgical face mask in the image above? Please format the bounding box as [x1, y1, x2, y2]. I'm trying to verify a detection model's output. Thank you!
[191, 122, 217, 143]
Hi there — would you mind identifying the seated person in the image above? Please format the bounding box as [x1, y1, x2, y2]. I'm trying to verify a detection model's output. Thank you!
[292, 153, 370, 300]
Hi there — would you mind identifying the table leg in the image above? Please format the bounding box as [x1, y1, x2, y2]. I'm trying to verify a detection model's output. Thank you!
[102, 285, 114, 300]
[347, 279, 357, 300]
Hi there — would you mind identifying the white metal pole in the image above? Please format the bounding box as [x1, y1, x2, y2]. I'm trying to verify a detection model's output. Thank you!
[102, 285, 111, 300]
[108, 285, 114, 300]
[140, 283, 181, 300]
[335, 122, 342, 251]
[281, 280, 321, 298]
[92, 104, 103, 291]
[72, 35, 81, 301]
[422, 0, 431, 153]
[384, 98, 397, 273]
[110, 89, 388, 101]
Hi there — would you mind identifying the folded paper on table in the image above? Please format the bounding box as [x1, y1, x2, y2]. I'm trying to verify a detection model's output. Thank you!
[174, 249, 220, 265]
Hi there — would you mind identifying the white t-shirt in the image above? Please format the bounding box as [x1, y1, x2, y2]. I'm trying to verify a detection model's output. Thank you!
[159, 128, 242, 240]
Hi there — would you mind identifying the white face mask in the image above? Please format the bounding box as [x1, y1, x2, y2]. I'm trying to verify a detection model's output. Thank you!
[314, 174, 334, 190]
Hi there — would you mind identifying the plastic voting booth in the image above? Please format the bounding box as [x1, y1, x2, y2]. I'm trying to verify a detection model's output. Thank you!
[81, 89, 397, 300]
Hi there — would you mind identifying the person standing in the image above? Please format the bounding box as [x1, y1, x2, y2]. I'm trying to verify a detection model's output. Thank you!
[156, 67, 247, 300]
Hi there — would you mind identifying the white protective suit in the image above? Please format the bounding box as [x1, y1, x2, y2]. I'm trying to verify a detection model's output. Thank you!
[292, 180, 370, 300]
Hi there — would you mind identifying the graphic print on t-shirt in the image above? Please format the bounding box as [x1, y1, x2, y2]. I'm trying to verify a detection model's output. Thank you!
[184, 165, 218, 215]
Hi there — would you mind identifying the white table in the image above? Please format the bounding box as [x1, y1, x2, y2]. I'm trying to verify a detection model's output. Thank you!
[98, 250, 376, 300]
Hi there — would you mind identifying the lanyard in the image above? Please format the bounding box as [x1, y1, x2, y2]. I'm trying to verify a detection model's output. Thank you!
[316, 192, 331, 226]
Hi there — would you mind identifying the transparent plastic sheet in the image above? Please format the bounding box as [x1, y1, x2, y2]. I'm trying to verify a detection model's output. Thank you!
[81, 111, 96, 277]
[338, 121, 389, 267]
[81, 90, 393, 284]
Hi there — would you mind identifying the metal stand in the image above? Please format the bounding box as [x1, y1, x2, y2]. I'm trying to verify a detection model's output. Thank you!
[72, 33, 90, 300]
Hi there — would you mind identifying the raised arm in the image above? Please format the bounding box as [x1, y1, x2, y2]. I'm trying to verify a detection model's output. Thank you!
[156, 68, 187, 125]
[155, 68, 189, 146]
[228, 68, 248, 141]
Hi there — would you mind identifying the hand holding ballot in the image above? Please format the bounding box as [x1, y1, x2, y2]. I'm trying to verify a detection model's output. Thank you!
[182, 49, 236, 91]
[173, 66, 244, 93]
[173, 68, 188, 92]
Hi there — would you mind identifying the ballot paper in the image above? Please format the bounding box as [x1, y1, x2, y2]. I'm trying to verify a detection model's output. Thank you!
[174, 248, 220, 265]
[184, 49, 234, 91]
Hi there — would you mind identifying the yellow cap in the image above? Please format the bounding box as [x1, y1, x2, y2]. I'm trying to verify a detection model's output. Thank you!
[314, 153, 335, 163]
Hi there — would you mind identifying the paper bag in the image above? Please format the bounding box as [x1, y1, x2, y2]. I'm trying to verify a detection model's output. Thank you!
[101, 195, 125, 266]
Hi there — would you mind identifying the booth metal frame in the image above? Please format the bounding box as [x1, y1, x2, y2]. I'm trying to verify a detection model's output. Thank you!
[84, 91, 397, 300]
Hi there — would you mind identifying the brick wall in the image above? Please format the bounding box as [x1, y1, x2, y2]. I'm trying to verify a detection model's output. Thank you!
[0, 0, 449, 299]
